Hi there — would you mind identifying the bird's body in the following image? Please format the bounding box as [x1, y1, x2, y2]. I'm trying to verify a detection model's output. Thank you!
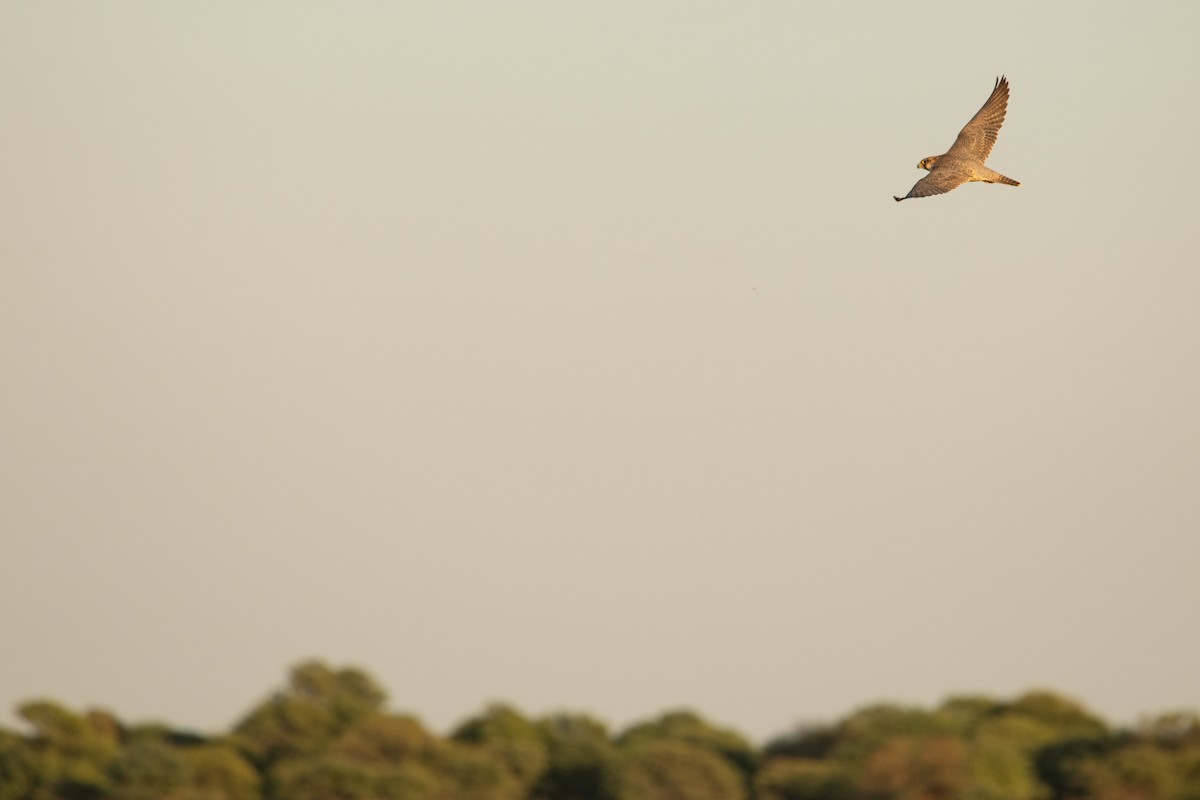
[894, 76, 1020, 202]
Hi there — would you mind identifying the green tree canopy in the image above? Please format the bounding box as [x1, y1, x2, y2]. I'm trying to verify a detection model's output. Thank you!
[105, 740, 188, 800]
[16, 700, 122, 800]
[617, 710, 756, 780]
[233, 661, 387, 766]
[764, 723, 840, 762]
[534, 713, 622, 800]
[830, 704, 953, 765]
[858, 736, 970, 800]
[0, 735, 40, 800]
[755, 758, 853, 800]
[452, 704, 548, 791]
[330, 712, 438, 766]
[619, 740, 745, 800]
[427, 741, 523, 800]
[4, 663, 1197, 800]
[1003, 692, 1109, 740]
[179, 744, 264, 800]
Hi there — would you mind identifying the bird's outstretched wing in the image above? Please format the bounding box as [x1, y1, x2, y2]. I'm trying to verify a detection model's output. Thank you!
[945, 75, 1009, 164]
[893, 168, 969, 202]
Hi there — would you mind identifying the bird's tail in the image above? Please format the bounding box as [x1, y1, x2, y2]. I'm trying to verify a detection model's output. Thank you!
[996, 174, 1020, 186]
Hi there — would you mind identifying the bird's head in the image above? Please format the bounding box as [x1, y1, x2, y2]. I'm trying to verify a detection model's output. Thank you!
[918, 156, 939, 171]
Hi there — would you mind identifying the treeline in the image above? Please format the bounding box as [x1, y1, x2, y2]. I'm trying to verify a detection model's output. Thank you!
[2, 661, 1198, 800]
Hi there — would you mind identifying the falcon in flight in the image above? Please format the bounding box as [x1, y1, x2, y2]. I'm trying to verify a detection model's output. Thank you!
[894, 76, 1020, 202]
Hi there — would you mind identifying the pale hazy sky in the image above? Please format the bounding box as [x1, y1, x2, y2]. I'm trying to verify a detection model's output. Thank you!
[2, 3, 1198, 743]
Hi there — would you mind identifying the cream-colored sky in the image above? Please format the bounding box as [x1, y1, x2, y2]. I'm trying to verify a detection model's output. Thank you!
[2, 3, 1198, 742]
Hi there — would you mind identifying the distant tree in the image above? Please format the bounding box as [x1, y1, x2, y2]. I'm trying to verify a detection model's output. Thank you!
[269, 754, 441, 800]
[1034, 735, 1118, 800]
[178, 744, 263, 800]
[17, 700, 122, 800]
[763, 723, 840, 762]
[233, 661, 387, 766]
[1178, 749, 1200, 800]
[619, 740, 745, 800]
[452, 704, 548, 791]
[8, 670, 1200, 800]
[755, 758, 852, 800]
[83, 711, 124, 748]
[962, 732, 1042, 800]
[330, 713, 438, 766]
[270, 756, 380, 800]
[1137, 712, 1200, 751]
[858, 736, 970, 800]
[289, 662, 387, 725]
[428, 741, 523, 800]
[973, 714, 1069, 755]
[122, 722, 207, 749]
[374, 761, 444, 800]
[533, 713, 622, 800]
[1003, 692, 1109, 740]
[18, 701, 121, 763]
[618, 711, 756, 781]
[1069, 743, 1184, 800]
[829, 705, 953, 765]
[934, 696, 1005, 736]
[0, 735, 40, 800]
[106, 740, 188, 800]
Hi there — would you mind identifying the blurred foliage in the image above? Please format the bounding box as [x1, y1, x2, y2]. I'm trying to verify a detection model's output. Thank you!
[619, 740, 745, 800]
[452, 704, 549, 792]
[534, 713, 622, 800]
[2, 662, 1198, 800]
[232, 661, 387, 767]
[618, 710, 757, 782]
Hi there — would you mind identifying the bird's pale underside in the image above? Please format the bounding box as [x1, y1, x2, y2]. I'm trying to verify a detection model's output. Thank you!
[894, 76, 1020, 202]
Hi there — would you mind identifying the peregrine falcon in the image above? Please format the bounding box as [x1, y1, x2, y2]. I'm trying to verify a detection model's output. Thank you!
[894, 76, 1020, 202]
